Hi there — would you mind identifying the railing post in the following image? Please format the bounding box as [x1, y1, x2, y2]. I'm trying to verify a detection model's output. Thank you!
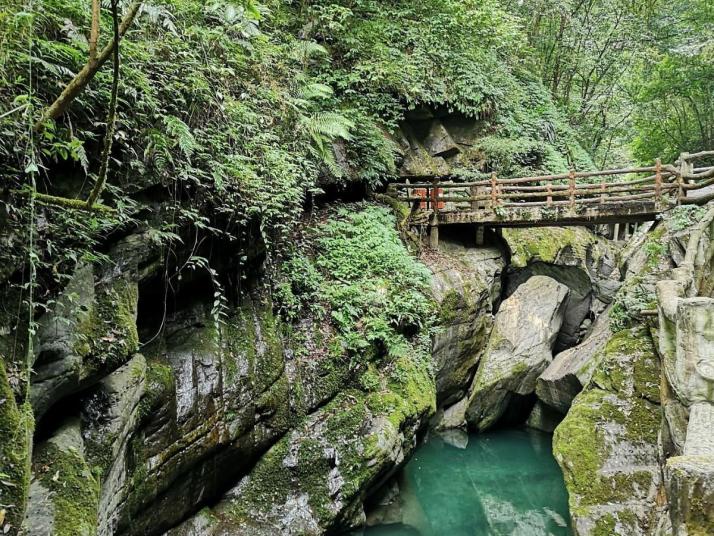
[470, 185, 480, 213]
[600, 182, 606, 204]
[490, 172, 498, 210]
[430, 178, 440, 249]
[546, 181, 553, 206]
[678, 152, 691, 204]
[568, 169, 576, 212]
[654, 158, 662, 208]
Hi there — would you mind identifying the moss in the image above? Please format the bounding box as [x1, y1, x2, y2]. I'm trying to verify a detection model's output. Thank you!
[220, 352, 435, 531]
[33, 440, 100, 536]
[74, 277, 139, 372]
[592, 327, 660, 404]
[0, 360, 33, 533]
[225, 301, 284, 394]
[437, 289, 462, 325]
[255, 372, 292, 434]
[138, 359, 175, 420]
[503, 226, 598, 268]
[553, 388, 659, 518]
[124, 431, 155, 517]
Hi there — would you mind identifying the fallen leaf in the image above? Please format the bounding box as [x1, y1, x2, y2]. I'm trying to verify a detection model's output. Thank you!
[52, 470, 60, 482]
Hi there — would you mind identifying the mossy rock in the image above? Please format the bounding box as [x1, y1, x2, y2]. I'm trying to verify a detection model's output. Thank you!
[503, 227, 601, 269]
[27, 419, 100, 536]
[0, 359, 33, 534]
[553, 327, 663, 535]
[170, 353, 436, 535]
[32, 266, 140, 418]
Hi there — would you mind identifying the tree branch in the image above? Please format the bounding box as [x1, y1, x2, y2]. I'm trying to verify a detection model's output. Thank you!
[33, 1, 141, 132]
[12, 190, 115, 213]
[86, 0, 121, 208]
[88, 0, 101, 62]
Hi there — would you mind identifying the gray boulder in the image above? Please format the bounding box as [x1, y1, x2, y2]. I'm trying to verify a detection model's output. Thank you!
[465, 275, 569, 431]
[536, 306, 612, 413]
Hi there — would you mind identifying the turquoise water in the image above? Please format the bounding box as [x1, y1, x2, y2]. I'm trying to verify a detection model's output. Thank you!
[367, 428, 571, 536]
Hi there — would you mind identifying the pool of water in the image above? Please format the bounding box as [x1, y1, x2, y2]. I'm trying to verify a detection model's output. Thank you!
[366, 428, 571, 536]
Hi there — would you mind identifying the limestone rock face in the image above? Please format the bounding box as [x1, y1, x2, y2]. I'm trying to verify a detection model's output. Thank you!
[25, 418, 100, 536]
[661, 297, 714, 407]
[115, 300, 293, 536]
[167, 356, 435, 536]
[426, 240, 504, 406]
[422, 120, 460, 158]
[666, 455, 714, 535]
[465, 275, 569, 431]
[553, 328, 664, 536]
[536, 306, 612, 414]
[31, 265, 139, 419]
[525, 400, 563, 433]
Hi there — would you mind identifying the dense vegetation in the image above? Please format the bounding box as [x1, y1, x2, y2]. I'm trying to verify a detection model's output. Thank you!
[0, 0, 712, 422]
[0, 1, 711, 532]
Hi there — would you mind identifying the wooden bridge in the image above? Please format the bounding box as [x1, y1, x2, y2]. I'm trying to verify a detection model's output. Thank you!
[387, 151, 714, 247]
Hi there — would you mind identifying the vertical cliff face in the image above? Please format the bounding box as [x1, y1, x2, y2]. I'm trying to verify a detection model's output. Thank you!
[551, 206, 714, 536]
[10, 204, 440, 536]
[5, 194, 713, 536]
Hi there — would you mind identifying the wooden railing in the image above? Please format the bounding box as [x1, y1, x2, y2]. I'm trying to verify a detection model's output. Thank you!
[387, 152, 714, 228]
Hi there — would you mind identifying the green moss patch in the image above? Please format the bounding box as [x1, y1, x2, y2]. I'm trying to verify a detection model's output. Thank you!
[503, 227, 599, 268]
[0, 360, 33, 533]
[32, 439, 100, 536]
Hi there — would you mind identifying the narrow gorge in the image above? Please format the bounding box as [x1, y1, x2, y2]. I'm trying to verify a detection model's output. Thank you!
[1, 1, 713, 535]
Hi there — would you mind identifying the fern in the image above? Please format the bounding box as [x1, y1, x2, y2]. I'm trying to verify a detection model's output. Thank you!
[290, 40, 328, 62]
[294, 82, 334, 101]
[298, 112, 354, 176]
[163, 116, 199, 160]
[300, 112, 354, 148]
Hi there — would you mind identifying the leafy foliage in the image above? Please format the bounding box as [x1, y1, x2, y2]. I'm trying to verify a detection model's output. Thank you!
[275, 205, 435, 369]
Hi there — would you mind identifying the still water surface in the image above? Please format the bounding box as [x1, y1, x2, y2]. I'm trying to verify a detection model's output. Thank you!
[366, 428, 571, 536]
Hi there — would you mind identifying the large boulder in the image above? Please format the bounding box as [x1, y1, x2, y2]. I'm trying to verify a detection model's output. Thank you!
[465, 275, 569, 431]
[553, 328, 663, 535]
[536, 306, 612, 414]
[504, 262, 594, 352]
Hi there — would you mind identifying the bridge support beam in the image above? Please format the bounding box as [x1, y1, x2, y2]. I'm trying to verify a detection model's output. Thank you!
[475, 225, 485, 246]
[429, 223, 439, 249]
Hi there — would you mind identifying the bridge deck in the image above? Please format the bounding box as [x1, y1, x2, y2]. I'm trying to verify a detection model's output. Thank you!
[388, 152, 714, 239]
